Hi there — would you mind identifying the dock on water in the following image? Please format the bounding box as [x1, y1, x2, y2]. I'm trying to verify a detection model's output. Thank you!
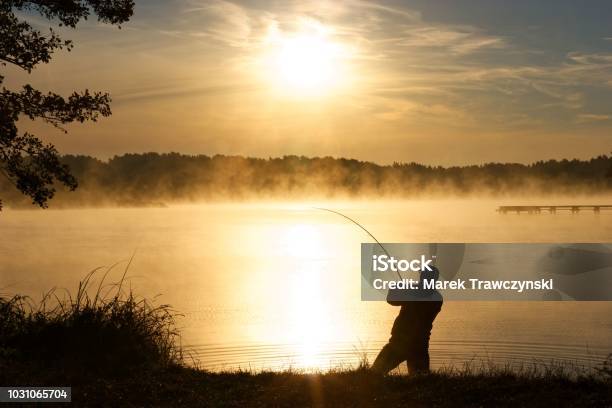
[497, 205, 612, 214]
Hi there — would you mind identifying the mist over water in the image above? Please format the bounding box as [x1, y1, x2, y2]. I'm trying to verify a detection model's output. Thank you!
[1, 199, 611, 372]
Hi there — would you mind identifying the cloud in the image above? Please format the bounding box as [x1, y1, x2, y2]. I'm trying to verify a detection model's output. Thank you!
[567, 52, 612, 66]
[393, 25, 507, 54]
[97, 1, 612, 133]
[576, 113, 611, 123]
[349, 0, 421, 21]
[113, 83, 261, 104]
[181, 0, 254, 47]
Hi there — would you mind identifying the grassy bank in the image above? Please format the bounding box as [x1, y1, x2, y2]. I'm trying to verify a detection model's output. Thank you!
[1, 359, 610, 407]
[1, 276, 610, 407]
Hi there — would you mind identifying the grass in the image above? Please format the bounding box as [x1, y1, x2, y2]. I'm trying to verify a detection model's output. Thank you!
[0, 271, 610, 407]
[0, 266, 182, 379]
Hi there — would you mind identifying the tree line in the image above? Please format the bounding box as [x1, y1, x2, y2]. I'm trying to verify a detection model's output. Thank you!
[1, 153, 611, 208]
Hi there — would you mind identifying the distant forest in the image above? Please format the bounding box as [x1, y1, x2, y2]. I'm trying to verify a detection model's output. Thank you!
[2, 153, 612, 208]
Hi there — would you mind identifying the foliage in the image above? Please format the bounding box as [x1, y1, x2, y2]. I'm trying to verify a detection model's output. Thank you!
[596, 354, 612, 380]
[0, 267, 182, 376]
[2, 153, 611, 207]
[0, 0, 134, 210]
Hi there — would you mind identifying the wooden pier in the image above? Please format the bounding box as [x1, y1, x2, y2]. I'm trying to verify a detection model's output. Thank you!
[497, 205, 612, 214]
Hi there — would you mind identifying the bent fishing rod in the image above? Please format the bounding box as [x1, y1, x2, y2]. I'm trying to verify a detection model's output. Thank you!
[312, 207, 403, 280]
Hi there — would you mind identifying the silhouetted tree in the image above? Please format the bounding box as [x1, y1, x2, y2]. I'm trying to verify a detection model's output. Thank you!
[0, 153, 608, 207]
[0, 0, 134, 210]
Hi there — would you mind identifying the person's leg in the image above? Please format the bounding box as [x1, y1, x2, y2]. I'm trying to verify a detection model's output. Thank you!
[405, 346, 430, 374]
[371, 342, 405, 374]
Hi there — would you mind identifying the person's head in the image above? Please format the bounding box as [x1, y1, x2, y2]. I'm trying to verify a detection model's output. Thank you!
[416, 265, 440, 299]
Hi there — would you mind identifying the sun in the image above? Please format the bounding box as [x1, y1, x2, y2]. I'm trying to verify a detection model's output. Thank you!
[261, 22, 350, 96]
[275, 35, 338, 91]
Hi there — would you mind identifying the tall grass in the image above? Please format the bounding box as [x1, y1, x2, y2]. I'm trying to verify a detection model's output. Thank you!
[0, 264, 182, 378]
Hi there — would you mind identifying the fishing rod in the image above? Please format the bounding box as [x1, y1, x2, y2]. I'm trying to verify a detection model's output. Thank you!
[313, 207, 403, 280]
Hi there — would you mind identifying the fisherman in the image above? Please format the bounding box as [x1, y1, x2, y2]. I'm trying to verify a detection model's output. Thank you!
[371, 266, 443, 374]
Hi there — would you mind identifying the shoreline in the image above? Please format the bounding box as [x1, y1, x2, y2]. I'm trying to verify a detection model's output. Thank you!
[1, 363, 610, 407]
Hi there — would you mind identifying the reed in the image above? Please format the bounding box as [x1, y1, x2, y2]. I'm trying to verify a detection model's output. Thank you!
[0, 263, 182, 378]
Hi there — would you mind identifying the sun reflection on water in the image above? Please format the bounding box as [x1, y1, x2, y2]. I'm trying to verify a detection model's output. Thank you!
[280, 223, 344, 368]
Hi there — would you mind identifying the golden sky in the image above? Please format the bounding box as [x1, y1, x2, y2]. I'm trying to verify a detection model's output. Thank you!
[7, 0, 612, 165]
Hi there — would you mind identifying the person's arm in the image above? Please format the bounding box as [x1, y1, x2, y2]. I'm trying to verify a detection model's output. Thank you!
[386, 288, 408, 306]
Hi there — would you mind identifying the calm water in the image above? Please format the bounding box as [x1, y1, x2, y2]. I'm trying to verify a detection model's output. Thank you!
[1, 200, 611, 372]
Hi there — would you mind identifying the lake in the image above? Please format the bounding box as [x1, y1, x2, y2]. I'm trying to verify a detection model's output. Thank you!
[1, 200, 611, 373]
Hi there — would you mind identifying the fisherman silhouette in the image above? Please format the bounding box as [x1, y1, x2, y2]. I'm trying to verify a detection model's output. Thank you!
[371, 265, 443, 374]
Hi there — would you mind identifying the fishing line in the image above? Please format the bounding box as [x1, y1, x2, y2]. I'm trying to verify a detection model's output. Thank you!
[313, 207, 403, 280]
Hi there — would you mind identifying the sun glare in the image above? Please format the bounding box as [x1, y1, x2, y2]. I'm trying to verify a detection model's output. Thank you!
[275, 35, 338, 90]
[281, 224, 321, 258]
[262, 21, 350, 96]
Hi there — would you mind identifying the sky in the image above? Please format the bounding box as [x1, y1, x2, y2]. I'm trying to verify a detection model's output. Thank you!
[6, 0, 612, 165]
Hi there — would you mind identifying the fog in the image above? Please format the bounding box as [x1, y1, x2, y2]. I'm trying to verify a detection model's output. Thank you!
[1, 153, 610, 209]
